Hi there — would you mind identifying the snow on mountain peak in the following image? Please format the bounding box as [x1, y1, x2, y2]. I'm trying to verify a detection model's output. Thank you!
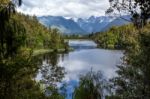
[38, 15, 130, 34]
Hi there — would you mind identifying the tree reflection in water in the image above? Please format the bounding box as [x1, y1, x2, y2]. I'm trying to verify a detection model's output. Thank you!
[34, 52, 67, 86]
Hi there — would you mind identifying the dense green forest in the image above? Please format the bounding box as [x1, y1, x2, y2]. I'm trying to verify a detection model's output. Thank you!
[90, 24, 138, 49]
[0, 0, 67, 99]
[88, 23, 150, 98]
[14, 14, 68, 52]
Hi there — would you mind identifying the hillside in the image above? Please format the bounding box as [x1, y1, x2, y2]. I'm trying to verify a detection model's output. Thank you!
[14, 14, 68, 50]
[102, 16, 131, 31]
[38, 16, 86, 34]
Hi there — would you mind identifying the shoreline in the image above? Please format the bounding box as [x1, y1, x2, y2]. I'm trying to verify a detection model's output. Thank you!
[32, 48, 74, 56]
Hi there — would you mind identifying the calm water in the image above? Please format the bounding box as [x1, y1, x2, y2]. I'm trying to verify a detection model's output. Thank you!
[36, 40, 123, 99]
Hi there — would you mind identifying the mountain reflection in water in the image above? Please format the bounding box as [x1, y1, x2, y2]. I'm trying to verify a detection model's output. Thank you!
[35, 40, 123, 99]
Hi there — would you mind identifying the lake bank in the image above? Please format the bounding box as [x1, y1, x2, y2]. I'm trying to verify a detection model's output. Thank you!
[35, 40, 123, 99]
[33, 48, 74, 56]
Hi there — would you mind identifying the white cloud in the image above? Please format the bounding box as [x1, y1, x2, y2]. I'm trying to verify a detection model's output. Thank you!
[17, 0, 110, 18]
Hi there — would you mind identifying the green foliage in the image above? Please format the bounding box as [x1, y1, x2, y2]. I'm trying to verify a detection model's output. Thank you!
[91, 17, 150, 99]
[108, 24, 150, 98]
[0, 54, 64, 99]
[64, 34, 89, 39]
[74, 70, 107, 99]
[0, 55, 43, 99]
[0, 16, 26, 59]
[45, 86, 65, 99]
[104, 0, 150, 99]
[0, 0, 25, 59]
[0, 1, 66, 99]
[13, 14, 68, 50]
[91, 24, 138, 49]
[107, 0, 150, 27]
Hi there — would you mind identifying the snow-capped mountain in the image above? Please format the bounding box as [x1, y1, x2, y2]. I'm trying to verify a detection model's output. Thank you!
[102, 15, 131, 31]
[76, 16, 115, 33]
[38, 15, 130, 34]
[38, 16, 86, 34]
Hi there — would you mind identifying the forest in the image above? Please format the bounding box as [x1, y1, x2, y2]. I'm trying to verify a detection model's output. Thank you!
[15, 14, 69, 52]
[90, 24, 137, 49]
[1, 0, 150, 99]
[0, 0, 67, 99]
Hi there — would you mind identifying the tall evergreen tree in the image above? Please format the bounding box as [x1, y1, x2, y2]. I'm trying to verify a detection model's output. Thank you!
[0, 0, 23, 59]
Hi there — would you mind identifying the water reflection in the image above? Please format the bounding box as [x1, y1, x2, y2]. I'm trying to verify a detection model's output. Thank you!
[35, 52, 66, 86]
[69, 40, 97, 50]
[59, 49, 123, 80]
[35, 40, 123, 99]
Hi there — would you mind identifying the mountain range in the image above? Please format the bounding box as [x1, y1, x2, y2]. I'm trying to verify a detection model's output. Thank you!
[38, 15, 131, 34]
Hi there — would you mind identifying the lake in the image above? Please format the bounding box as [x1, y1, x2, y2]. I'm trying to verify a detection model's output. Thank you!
[35, 40, 123, 99]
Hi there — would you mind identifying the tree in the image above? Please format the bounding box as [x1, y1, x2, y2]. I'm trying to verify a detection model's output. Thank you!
[0, 0, 22, 59]
[0, 1, 47, 99]
[108, 27, 150, 99]
[74, 70, 107, 99]
[105, 1, 150, 98]
[0, 1, 66, 99]
[106, 0, 150, 27]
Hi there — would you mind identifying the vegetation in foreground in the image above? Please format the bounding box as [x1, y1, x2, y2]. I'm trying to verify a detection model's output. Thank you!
[0, 0, 66, 99]
[74, 70, 107, 99]
[74, 23, 150, 99]
[90, 0, 150, 99]
[1, 0, 150, 99]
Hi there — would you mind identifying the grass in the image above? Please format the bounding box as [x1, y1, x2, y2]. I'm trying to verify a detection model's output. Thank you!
[33, 49, 53, 56]
[32, 47, 74, 56]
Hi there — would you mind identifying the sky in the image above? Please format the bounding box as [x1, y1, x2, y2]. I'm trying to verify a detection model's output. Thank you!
[17, 0, 110, 18]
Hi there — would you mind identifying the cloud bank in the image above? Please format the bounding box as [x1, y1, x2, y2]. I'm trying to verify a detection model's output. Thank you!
[17, 0, 110, 18]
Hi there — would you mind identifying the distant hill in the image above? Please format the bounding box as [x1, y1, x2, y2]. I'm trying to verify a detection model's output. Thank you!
[38, 15, 131, 34]
[102, 16, 131, 31]
[38, 16, 86, 34]
[76, 16, 114, 33]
